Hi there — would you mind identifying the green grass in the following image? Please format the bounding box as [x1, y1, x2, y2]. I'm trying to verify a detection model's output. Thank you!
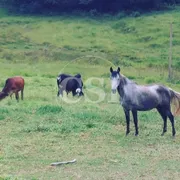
[0, 7, 180, 70]
[0, 7, 180, 180]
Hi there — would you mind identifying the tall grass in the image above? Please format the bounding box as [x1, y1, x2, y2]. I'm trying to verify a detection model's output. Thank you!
[0, 7, 180, 71]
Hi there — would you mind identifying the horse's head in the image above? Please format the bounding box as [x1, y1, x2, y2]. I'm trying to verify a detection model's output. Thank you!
[76, 88, 84, 96]
[0, 91, 8, 100]
[110, 67, 120, 94]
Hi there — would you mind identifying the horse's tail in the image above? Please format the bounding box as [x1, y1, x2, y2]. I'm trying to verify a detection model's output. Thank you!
[169, 89, 180, 116]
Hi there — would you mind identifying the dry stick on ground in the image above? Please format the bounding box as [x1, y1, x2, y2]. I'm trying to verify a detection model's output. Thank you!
[50, 159, 77, 166]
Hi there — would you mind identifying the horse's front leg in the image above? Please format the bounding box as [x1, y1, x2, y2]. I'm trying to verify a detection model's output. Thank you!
[132, 110, 138, 136]
[58, 88, 63, 97]
[57, 88, 60, 96]
[124, 108, 130, 135]
[21, 89, 24, 100]
[15, 92, 19, 102]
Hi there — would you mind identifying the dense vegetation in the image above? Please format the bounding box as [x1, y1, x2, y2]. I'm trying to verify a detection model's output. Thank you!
[1, 0, 180, 14]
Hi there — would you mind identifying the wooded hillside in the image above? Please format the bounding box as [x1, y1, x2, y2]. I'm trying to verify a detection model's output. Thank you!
[1, 0, 180, 14]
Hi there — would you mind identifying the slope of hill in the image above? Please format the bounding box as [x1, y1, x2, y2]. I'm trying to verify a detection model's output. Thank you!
[0, 7, 180, 68]
[0, 7, 180, 180]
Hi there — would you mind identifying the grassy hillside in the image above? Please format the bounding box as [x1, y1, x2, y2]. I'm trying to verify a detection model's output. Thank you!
[0, 7, 180, 180]
[0, 7, 180, 82]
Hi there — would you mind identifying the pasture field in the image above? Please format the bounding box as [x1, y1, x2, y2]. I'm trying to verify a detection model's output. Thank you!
[0, 7, 180, 180]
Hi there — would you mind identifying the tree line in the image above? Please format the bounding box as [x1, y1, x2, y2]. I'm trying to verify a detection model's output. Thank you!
[1, 0, 180, 14]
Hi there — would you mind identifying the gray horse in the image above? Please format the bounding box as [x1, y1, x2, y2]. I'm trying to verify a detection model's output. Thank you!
[110, 67, 180, 136]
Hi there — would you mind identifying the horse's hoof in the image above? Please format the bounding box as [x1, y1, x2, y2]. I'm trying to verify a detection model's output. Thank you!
[126, 131, 130, 136]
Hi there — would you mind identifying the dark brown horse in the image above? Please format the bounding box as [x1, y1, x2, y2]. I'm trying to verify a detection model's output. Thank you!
[0, 76, 25, 101]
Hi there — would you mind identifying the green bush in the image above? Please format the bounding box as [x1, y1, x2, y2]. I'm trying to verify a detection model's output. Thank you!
[36, 105, 63, 114]
[2, 0, 180, 14]
[145, 77, 156, 84]
[0, 115, 5, 121]
[175, 61, 180, 69]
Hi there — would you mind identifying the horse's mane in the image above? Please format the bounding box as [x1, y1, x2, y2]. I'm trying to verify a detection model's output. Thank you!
[121, 74, 137, 85]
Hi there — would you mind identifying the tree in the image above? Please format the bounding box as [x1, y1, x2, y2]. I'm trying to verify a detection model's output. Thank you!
[1, 0, 180, 14]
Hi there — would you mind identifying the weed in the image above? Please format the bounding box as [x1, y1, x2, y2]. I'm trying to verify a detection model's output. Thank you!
[2, 52, 13, 60]
[0, 115, 5, 121]
[73, 111, 100, 121]
[145, 77, 156, 84]
[130, 11, 141, 17]
[138, 36, 153, 42]
[0, 108, 9, 114]
[148, 43, 163, 48]
[115, 12, 126, 19]
[112, 21, 137, 34]
[21, 72, 34, 77]
[175, 61, 180, 70]
[41, 74, 55, 78]
[126, 75, 136, 80]
[86, 122, 96, 128]
[36, 105, 63, 114]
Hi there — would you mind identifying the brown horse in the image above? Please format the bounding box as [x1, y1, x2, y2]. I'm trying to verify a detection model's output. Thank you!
[0, 76, 25, 101]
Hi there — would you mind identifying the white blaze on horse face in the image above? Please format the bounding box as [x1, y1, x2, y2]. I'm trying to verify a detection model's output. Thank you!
[76, 88, 81, 96]
[111, 74, 120, 94]
[57, 77, 61, 81]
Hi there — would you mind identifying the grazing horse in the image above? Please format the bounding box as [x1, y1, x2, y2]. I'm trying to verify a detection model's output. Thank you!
[0, 76, 24, 101]
[57, 73, 84, 97]
[110, 67, 180, 136]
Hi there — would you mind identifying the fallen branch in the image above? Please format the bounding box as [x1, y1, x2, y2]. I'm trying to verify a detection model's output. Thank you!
[50, 159, 77, 166]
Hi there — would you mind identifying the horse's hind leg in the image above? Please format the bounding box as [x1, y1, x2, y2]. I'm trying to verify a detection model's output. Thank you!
[132, 110, 138, 136]
[15, 92, 19, 102]
[157, 106, 167, 136]
[124, 108, 130, 135]
[166, 110, 176, 137]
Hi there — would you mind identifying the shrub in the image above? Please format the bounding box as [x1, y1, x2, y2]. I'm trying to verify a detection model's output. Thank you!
[0, 115, 5, 121]
[145, 77, 156, 84]
[2, 52, 13, 60]
[36, 105, 63, 114]
[3, 0, 180, 14]
[175, 61, 180, 70]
